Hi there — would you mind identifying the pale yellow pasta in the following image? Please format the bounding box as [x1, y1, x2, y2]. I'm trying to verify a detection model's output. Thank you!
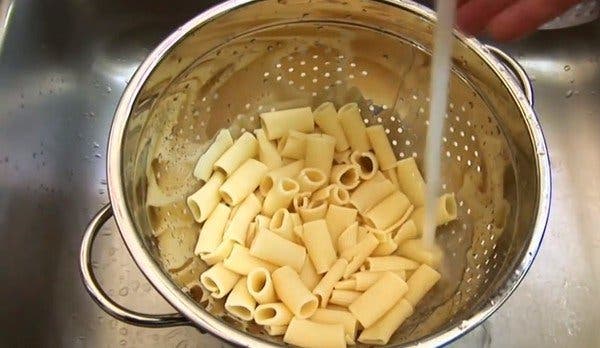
[265, 325, 288, 336]
[224, 193, 261, 245]
[254, 214, 272, 230]
[246, 222, 257, 247]
[337, 222, 358, 255]
[338, 102, 370, 152]
[383, 167, 399, 187]
[350, 271, 404, 291]
[437, 193, 458, 225]
[348, 272, 408, 328]
[262, 177, 299, 216]
[304, 133, 336, 177]
[313, 185, 350, 206]
[371, 234, 399, 256]
[298, 199, 328, 223]
[330, 164, 360, 190]
[329, 290, 362, 307]
[392, 220, 419, 245]
[187, 171, 225, 222]
[357, 226, 369, 242]
[311, 308, 359, 345]
[333, 149, 352, 164]
[342, 233, 379, 278]
[296, 167, 328, 193]
[299, 256, 322, 291]
[397, 238, 443, 268]
[302, 219, 337, 274]
[193, 129, 233, 181]
[200, 239, 235, 266]
[260, 106, 314, 140]
[290, 213, 302, 227]
[219, 159, 268, 206]
[284, 318, 346, 348]
[364, 191, 412, 229]
[269, 208, 295, 242]
[260, 159, 304, 196]
[396, 157, 426, 207]
[255, 128, 283, 170]
[277, 130, 307, 159]
[366, 125, 397, 170]
[350, 175, 395, 214]
[325, 205, 358, 252]
[225, 277, 256, 321]
[200, 262, 241, 299]
[254, 302, 294, 326]
[350, 151, 379, 180]
[223, 244, 277, 275]
[272, 266, 319, 318]
[214, 132, 258, 176]
[334, 279, 356, 290]
[404, 264, 441, 306]
[365, 256, 420, 272]
[250, 228, 306, 272]
[294, 225, 304, 240]
[312, 258, 348, 307]
[293, 191, 311, 212]
[194, 203, 231, 255]
[314, 102, 350, 151]
[247, 267, 277, 304]
[358, 299, 413, 345]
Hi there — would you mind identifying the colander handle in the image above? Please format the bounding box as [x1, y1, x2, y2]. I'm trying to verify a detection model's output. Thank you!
[79, 204, 190, 328]
[485, 45, 534, 106]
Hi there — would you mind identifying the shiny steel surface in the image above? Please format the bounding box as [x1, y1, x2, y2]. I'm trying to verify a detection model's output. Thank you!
[0, 2, 597, 348]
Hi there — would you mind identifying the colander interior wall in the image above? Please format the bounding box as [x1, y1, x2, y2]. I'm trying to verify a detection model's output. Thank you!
[118, 0, 542, 345]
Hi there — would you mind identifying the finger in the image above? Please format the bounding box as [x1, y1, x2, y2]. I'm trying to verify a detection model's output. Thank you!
[456, 0, 519, 35]
[486, 0, 582, 41]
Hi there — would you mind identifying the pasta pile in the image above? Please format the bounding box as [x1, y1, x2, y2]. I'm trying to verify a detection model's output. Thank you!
[186, 102, 458, 347]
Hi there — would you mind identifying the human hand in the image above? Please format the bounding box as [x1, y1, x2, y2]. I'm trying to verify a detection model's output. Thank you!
[457, 0, 584, 41]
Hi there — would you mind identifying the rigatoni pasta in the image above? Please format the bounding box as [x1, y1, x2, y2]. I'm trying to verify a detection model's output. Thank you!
[224, 193, 261, 245]
[338, 103, 370, 152]
[224, 277, 256, 321]
[330, 164, 360, 190]
[262, 177, 299, 216]
[350, 151, 379, 180]
[260, 159, 304, 195]
[305, 134, 336, 177]
[312, 258, 348, 307]
[284, 317, 346, 348]
[219, 159, 268, 206]
[314, 102, 350, 151]
[277, 130, 307, 159]
[194, 203, 230, 255]
[250, 228, 306, 272]
[187, 171, 225, 222]
[223, 244, 277, 275]
[246, 267, 277, 304]
[302, 219, 337, 274]
[272, 266, 319, 319]
[254, 128, 283, 170]
[200, 262, 240, 299]
[254, 302, 294, 326]
[214, 131, 258, 176]
[366, 125, 397, 171]
[193, 129, 233, 181]
[260, 106, 314, 140]
[396, 157, 426, 207]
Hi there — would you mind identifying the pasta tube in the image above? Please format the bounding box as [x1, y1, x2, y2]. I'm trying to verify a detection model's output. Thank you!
[265, 325, 287, 336]
[250, 228, 306, 272]
[224, 193, 261, 245]
[329, 290, 362, 307]
[200, 239, 235, 266]
[225, 277, 256, 321]
[260, 159, 304, 195]
[299, 257, 322, 291]
[277, 130, 307, 160]
[366, 125, 397, 170]
[338, 102, 370, 152]
[260, 106, 315, 140]
[313, 102, 350, 151]
[254, 303, 294, 326]
[330, 164, 360, 190]
[284, 318, 345, 348]
[365, 256, 420, 272]
[255, 128, 283, 170]
[363, 191, 412, 230]
[350, 151, 379, 180]
[223, 244, 277, 275]
[337, 222, 358, 254]
[396, 239, 443, 268]
[311, 308, 358, 345]
[313, 184, 350, 206]
[305, 134, 336, 177]
[404, 264, 441, 306]
[200, 262, 240, 299]
[350, 175, 395, 213]
[193, 129, 233, 181]
[219, 159, 268, 206]
[269, 208, 296, 242]
[342, 233, 379, 277]
[187, 171, 225, 222]
[312, 259, 348, 307]
[272, 266, 319, 318]
[396, 157, 426, 206]
[348, 272, 408, 328]
[358, 299, 413, 345]
[247, 267, 277, 304]
[302, 219, 337, 274]
[194, 203, 231, 255]
[296, 167, 328, 193]
[298, 199, 328, 223]
[392, 220, 419, 245]
[214, 132, 258, 176]
[262, 177, 299, 216]
[333, 149, 352, 164]
[325, 205, 358, 252]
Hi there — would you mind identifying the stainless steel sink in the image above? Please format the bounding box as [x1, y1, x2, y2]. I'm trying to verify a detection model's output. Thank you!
[0, 1, 598, 346]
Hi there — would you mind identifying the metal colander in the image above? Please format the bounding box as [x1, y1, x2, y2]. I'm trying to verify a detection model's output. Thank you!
[79, 0, 551, 347]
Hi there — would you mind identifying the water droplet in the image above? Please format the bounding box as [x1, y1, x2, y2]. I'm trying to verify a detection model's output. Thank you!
[93, 142, 100, 148]
[564, 65, 571, 71]
[119, 327, 128, 335]
[119, 287, 129, 296]
[119, 339, 127, 346]
[565, 90, 573, 98]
